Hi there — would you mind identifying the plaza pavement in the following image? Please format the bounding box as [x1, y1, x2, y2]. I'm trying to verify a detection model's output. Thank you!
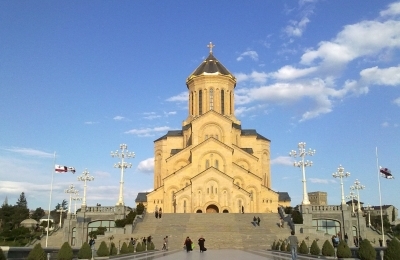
[109, 249, 316, 260]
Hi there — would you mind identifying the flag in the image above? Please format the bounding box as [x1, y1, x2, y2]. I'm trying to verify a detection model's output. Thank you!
[379, 167, 394, 179]
[55, 164, 76, 173]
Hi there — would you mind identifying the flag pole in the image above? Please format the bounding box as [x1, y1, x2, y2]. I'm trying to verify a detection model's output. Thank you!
[45, 152, 56, 247]
[376, 147, 385, 246]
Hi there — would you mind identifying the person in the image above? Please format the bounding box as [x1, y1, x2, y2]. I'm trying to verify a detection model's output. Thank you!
[344, 233, 348, 244]
[130, 237, 135, 246]
[155, 205, 159, 219]
[164, 236, 169, 250]
[89, 237, 95, 249]
[242, 205, 244, 214]
[184, 237, 192, 253]
[379, 238, 383, 247]
[257, 216, 261, 226]
[143, 237, 147, 247]
[253, 216, 257, 225]
[198, 235, 206, 252]
[288, 231, 298, 260]
[162, 236, 167, 250]
[353, 236, 358, 247]
[280, 218, 284, 228]
[159, 208, 162, 219]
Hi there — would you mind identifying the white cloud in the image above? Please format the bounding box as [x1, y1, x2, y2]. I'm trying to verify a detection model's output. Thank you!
[237, 51, 259, 61]
[359, 66, 400, 86]
[124, 126, 170, 136]
[381, 122, 390, 128]
[309, 178, 334, 184]
[137, 158, 154, 173]
[164, 111, 177, 116]
[393, 97, 400, 106]
[235, 71, 269, 84]
[380, 2, 400, 17]
[284, 17, 310, 37]
[270, 65, 317, 80]
[271, 156, 293, 166]
[113, 116, 125, 121]
[166, 92, 188, 102]
[2, 147, 54, 158]
[84, 121, 99, 125]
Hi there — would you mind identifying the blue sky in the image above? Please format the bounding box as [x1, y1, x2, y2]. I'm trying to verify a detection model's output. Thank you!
[1, 1, 399, 213]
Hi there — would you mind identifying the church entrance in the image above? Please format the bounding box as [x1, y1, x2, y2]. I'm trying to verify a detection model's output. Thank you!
[206, 205, 219, 213]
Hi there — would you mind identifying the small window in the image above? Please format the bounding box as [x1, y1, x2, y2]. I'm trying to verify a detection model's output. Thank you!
[206, 160, 210, 168]
[215, 160, 219, 169]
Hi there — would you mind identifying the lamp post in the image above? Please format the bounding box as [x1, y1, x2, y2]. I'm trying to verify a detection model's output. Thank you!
[111, 144, 135, 206]
[332, 165, 350, 205]
[56, 206, 66, 228]
[77, 169, 94, 206]
[72, 196, 82, 215]
[289, 142, 316, 205]
[64, 184, 78, 215]
[366, 204, 372, 227]
[346, 191, 357, 214]
[351, 179, 365, 246]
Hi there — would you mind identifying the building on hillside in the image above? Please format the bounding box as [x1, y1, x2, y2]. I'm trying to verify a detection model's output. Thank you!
[141, 45, 290, 213]
[308, 191, 327, 205]
[363, 205, 398, 223]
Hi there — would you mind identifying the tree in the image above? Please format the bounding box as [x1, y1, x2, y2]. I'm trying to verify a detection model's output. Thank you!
[321, 240, 335, 256]
[16, 192, 28, 208]
[291, 210, 303, 224]
[57, 241, 73, 260]
[310, 240, 320, 256]
[336, 240, 352, 258]
[128, 242, 135, 253]
[120, 242, 129, 254]
[384, 238, 400, 260]
[96, 241, 109, 257]
[77, 242, 92, 259]
[109, 242, 117, 255]
[298, 240, 309, 254]
[358, 239, 376, 260]
[136, 203, 145, 215]
[31, 207, 46, 222]
[27, 243, 46, 260]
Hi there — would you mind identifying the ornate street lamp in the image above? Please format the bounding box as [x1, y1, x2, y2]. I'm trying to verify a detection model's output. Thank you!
[72, 196, 82, 215]
[77, 169, 94, 206]
[289, 142, 316, 205]
[332, 165, 350, 205]
[64, 184, 78, 215]
[350, 179, 365, 246]
[346, 191, 357, 214]
[366, 204, 372, 227]
[111, 144, 135, 206]
[56, 206, 66, 228]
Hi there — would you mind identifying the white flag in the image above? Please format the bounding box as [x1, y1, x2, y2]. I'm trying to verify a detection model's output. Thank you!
[55, 164, 76, 173]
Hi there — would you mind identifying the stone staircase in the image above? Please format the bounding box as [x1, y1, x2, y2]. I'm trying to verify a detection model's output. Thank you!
[100, 213, 288, 250]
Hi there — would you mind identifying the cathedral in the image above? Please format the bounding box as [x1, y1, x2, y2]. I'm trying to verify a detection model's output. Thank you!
[141, 44, 290, 213]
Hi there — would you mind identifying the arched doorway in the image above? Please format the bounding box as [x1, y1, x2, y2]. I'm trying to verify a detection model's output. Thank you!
[206, 204, 219, 213]
[196, 209, 203, 213]
[223, 209, 229, 213]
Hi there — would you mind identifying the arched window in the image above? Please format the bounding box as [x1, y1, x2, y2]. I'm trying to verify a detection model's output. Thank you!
[199, 90, 203, 115]
[312, 219, 341, 235]
[191, 91, 194, 115]
[206, 160, 209, 168]
[209, 88, 214, 110]
[215, 160, 219, 169]
[221, 90, 224, 115]
[184, 200, 187, 213]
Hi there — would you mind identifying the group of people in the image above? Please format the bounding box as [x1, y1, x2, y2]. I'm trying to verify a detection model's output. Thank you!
[252, 216, 261, 226]
[183, 236, 207, 253]
[155, 206, 163, 218]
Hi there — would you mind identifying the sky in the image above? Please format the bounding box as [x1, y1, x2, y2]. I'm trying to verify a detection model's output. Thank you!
[1, 1, 399, 213]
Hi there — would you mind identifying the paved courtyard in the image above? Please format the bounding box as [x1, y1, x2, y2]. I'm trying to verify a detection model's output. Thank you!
[109, 249, 314, 260]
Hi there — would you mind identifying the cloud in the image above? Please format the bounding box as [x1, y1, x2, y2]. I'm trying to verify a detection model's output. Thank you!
[84, 121, 99, 125]
[359, 66, 400, 86]
[381, 122, 389, 128]
[124, 126, 170, 137]
[393, 97, 400, 106]
[235, 71, 269, 84]
[380, 2, 400, 17]
[271, 156, 293, 166]
[137, 158, 154, 173]
[309, 178, 335, 184]
[270, 65, 317, 80]
[284, 17, 310, 37]
[166, 92, 188, 102]
[2, 147, 54, 158]
[237, 51, 259, 61]
[143, 112, 162, 120]
[164, 111, 177, 116]
[113, 116, 125, 121]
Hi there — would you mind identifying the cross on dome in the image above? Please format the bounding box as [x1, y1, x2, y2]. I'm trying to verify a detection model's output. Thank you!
[207, 42, 215, 53]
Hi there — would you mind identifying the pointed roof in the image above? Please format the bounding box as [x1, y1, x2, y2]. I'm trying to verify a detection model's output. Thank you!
[186, 45, 236, 83]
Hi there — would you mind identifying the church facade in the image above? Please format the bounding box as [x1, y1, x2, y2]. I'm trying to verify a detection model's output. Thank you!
[145, 46, 290, 213]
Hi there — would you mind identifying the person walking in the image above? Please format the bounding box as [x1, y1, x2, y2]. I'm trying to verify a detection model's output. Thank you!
[159, 208, 162, 219]
[288, 231, 299, 260]
[184, 237, 192, 253]
[242, 205, 244, 214]
[257, 216, 261, 226]
[155, 205, 159, 218]
[253, 216, 257, 225]
[198, 235, 206, 252]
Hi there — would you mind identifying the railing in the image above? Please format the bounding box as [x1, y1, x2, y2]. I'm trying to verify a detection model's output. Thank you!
[310, 205, 341, 212]
[85, 206, 116, 213]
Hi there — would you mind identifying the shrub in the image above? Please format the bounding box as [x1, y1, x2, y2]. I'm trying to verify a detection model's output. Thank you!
[136, 242, 143, 252]
[120, 242, 129, 254]
[110, 242, 117, 255]
[57, 242, 73, 260]
[310, 240, 320, 256]
[96, 241, 109, 257]
[291, 211, 303, 224]
[298, 240, 309, 254]
[27, 243, 47, 260]
[148, 241, 155, 250]
[77, 242, 92, 259]
[136, 203, 145, 215]
[128, 242, 135, 253]
[384, 238, 400, 260]
[336, 240, 352, 258]
[321, 239, 335, 256]
[275, 241, 281, 250]
[284, 206, 293, 214]
[271, 241, 276, 250]
[280, 241, 286, 251]
[358, 239, 376, 260]
[0, 247, 6, 260]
